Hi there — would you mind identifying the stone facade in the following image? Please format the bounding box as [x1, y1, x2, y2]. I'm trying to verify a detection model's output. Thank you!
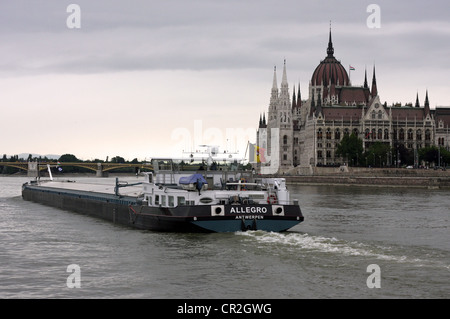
[256, 29, 450, 174]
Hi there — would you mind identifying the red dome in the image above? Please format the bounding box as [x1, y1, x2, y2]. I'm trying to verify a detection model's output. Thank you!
[311, 29, 349, 87]
[311, 56, 349, 86]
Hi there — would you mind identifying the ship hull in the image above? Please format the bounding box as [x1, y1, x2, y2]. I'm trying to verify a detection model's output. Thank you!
[22, 183, 304, 233]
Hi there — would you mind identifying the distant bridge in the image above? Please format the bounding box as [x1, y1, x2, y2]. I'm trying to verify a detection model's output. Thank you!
[0, 162, 153, 177]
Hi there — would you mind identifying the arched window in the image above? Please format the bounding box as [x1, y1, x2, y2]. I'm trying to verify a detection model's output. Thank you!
[425, 129, 431, 141]
[378, 129, 382, 140]
[416, 130, 422, 141]
[384, 129, 389, 140]
[326, 128, 332, 140]
[335, 128, 340, 140]
[317, 129, 323, 140]
[399, 128, 405, 140]
[407, 129, 413, 140]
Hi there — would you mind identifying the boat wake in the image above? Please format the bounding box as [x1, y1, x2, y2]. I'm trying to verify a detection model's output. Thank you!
[235, 230, 428, 265]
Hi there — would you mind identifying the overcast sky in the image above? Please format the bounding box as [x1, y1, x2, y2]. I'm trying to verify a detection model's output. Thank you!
[1, 0, 449, 161]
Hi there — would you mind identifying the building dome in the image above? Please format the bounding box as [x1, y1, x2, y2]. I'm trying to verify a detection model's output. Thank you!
[311, 30, 349, 87]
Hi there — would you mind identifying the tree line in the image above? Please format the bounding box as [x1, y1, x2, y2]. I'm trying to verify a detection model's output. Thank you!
[335, 133, 450, 168]
[0, 154, 147, 174]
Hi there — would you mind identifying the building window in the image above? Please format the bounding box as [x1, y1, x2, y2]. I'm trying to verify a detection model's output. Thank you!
[425, 129, 431, 141]
[283, 154, 287, 160]
[407, 129, 413, 140]
[378, 129, 382, 140]
[283, 135, 288, 145]
[317, 129, 323, 140]
[399, 129, 405, 141]
[378, 110, 382, 119]
[417, 130, 422, 141]
[335, 129, 340, 140]
[317, 151, 323, 158]
[326, 128, 332, 140]
[384, 129, 389, 140]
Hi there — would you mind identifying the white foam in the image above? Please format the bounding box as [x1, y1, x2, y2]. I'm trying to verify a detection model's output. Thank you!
[236, 231, 417, 263]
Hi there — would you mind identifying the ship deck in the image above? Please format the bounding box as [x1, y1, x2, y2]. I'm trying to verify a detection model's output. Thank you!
[33, 180, 143, 198]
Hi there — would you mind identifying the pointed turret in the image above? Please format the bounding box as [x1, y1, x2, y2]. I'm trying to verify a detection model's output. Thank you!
[424, 90, 430, 115]
[364, 68, 368, 89]
[327, 25, 334, 57]
[279, 59, 290, 110]
[268, 65, 279, 123]
[371, 65, 378, 97]
[292, 85, 297, 109]
[311, 90, 316, 110]
[281, 59, 288, 89]
[297, 83, 302, 108]
[271, 66, 278, 94]
[415, 92, 420, 108]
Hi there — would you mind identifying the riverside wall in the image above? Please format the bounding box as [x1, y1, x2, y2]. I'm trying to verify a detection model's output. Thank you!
[281, 167, 450, 188]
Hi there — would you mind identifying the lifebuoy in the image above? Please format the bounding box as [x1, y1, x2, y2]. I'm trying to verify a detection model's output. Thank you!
[267, 194, 277, 204]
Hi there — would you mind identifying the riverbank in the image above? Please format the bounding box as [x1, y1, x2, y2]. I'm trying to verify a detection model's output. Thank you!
[3, 168, 450, 188]
[282, 167, 450, 188]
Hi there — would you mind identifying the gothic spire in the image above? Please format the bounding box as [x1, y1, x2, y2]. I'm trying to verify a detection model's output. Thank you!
[415, 92, 420, 108]
[281, 59, 288, 86]
[327, 23, 334, 57]
[297, 82, 302, 107]
[371, 65, 378, 97]
[292, 85, 297, 109]
[272, 65, 278, 90]
[424, 90, 430, 115]
[364, 67, 368, 89]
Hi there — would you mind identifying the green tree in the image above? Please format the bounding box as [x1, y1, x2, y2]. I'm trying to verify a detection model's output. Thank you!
[335, 133, 363, 166]
[58, 154, 80, 162]
[111, 156, 125, 163]
[364, 142, 391, 167]
[419, 146, 450, 167]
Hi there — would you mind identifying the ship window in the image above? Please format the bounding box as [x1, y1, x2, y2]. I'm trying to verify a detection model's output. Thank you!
[168, 196, 174, 207]
[177, 196, 186, 206]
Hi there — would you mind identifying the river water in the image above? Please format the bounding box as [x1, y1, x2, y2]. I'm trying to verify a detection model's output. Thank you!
[0, 176, 448, 299]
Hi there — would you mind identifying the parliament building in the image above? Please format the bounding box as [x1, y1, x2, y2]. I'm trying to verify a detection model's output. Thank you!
[256, 29, 450, 173]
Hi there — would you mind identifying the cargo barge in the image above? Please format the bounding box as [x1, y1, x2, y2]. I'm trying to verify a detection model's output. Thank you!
[22, 159, 304, 232]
